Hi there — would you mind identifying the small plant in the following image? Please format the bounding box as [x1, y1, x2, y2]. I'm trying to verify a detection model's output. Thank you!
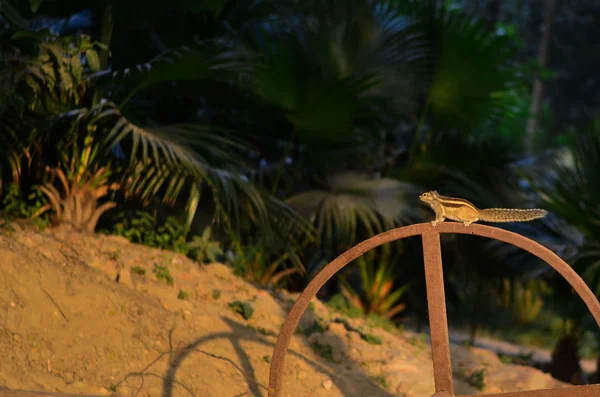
[111, 211, 189, 254]
[31, 134, 121, 233]
[338, 248, 409, 320]
[325, 294, 362, 319]
[517, 351, 535, 362]
[228, 300, 254, 320]
[457, 367, 486, 391]
[310, 340, 335, 362]
[231, 242, 304, 287]
[110, 211, 154, 241]
[131, 266, 146, 276]
[500, 278, 549, 324]
[361, 333, 382, 345]
[1, 183, 50, 229]
[366, 313, 398, 333]
[228, 220, 312, 287]
[152, 263, 174, 286]
[326, 294, 348, 312]
[177, 290, 188, 300]
[188, 226, 224, 263]
[372, 374, 388, 388]
[498, 354, 514, 364]
[302, 320, 326, 336]
[155, 217, 190, 254]
[408, 334, 424, 347]
[468, 368, 486, 391]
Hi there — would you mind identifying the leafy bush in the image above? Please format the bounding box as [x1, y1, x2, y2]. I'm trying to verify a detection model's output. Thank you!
[1, 183, 50, 229]
[109, 211, 189, 254]
[338, 249, 409, 320]
[188, 226, 223, 263]
[500, 278, 550, 324]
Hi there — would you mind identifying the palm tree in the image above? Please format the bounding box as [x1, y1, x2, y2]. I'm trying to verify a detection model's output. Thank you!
[0, 0, 300, 235]
[522, 120, 600, 383]
[286, 172, 424, 251]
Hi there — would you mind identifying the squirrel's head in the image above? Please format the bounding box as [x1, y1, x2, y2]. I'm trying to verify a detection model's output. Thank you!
[419, 191, 438, 203]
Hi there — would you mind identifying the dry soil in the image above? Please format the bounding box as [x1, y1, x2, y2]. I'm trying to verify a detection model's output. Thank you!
[0, 222, 572, 396]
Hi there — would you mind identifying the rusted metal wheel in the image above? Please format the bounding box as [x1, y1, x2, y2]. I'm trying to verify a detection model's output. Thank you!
[267, 223, 600, 397]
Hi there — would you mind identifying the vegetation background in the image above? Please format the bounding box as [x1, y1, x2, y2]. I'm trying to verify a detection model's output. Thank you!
[1, 0, 600, 387]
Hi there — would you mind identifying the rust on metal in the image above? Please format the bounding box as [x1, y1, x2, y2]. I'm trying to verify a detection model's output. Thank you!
[456, 384, 600, 397]
[432, 391, 454, 397]
[422, 231, 453, 393]
[267, 222, 600, 397]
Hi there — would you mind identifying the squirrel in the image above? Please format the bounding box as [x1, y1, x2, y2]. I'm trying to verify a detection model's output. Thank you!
[419, 190, 548, 227]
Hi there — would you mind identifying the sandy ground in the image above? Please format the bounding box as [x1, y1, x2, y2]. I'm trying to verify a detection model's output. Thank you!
[0, 222, 573, 396]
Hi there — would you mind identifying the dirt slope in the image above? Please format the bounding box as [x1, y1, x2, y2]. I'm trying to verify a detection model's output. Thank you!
[0, 223, 570, 396]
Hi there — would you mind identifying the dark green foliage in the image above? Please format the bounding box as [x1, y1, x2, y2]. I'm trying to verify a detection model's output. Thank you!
[326, 294, 363, 319]
[0, 184, 50, 229]
[130, 266, 146, 276]
[1, 183, 46, 219]
[228, 300, 255, 320]
[188, 226, 224, 263]
[2, 0, 600, 371]
[522, 120, 600, 336]
[110, 211, 190, 254]
[152, 263, 174, 286]
[457, 367, 486, 391]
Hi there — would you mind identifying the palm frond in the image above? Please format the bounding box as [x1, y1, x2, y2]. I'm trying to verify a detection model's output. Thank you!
[524, 123, 600, 238]
[520, 122, 600, 302]
[40, 100, 290, 235]
[220, 1, 429, 144]
[388, 0, 521, 133]
[286, 172, 423, 249]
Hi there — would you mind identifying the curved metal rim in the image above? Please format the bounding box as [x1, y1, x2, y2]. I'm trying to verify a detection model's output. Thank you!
[267, 222, 600, 396]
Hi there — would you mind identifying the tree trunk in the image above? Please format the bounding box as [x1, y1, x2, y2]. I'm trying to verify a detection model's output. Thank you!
[524, 0, 559, 153]
[550, 334, 582, 384]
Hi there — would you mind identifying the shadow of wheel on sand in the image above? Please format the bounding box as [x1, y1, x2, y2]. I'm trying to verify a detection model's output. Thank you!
[159, 316, 402, 397]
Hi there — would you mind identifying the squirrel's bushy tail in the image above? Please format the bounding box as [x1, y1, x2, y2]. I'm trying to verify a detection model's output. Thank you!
[479, 208, 548, 223]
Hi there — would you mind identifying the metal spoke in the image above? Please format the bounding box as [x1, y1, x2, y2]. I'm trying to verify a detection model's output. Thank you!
[265, 223, 600, 397]
[456, 383, 600, 397]
[422, 231, 453, 394]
